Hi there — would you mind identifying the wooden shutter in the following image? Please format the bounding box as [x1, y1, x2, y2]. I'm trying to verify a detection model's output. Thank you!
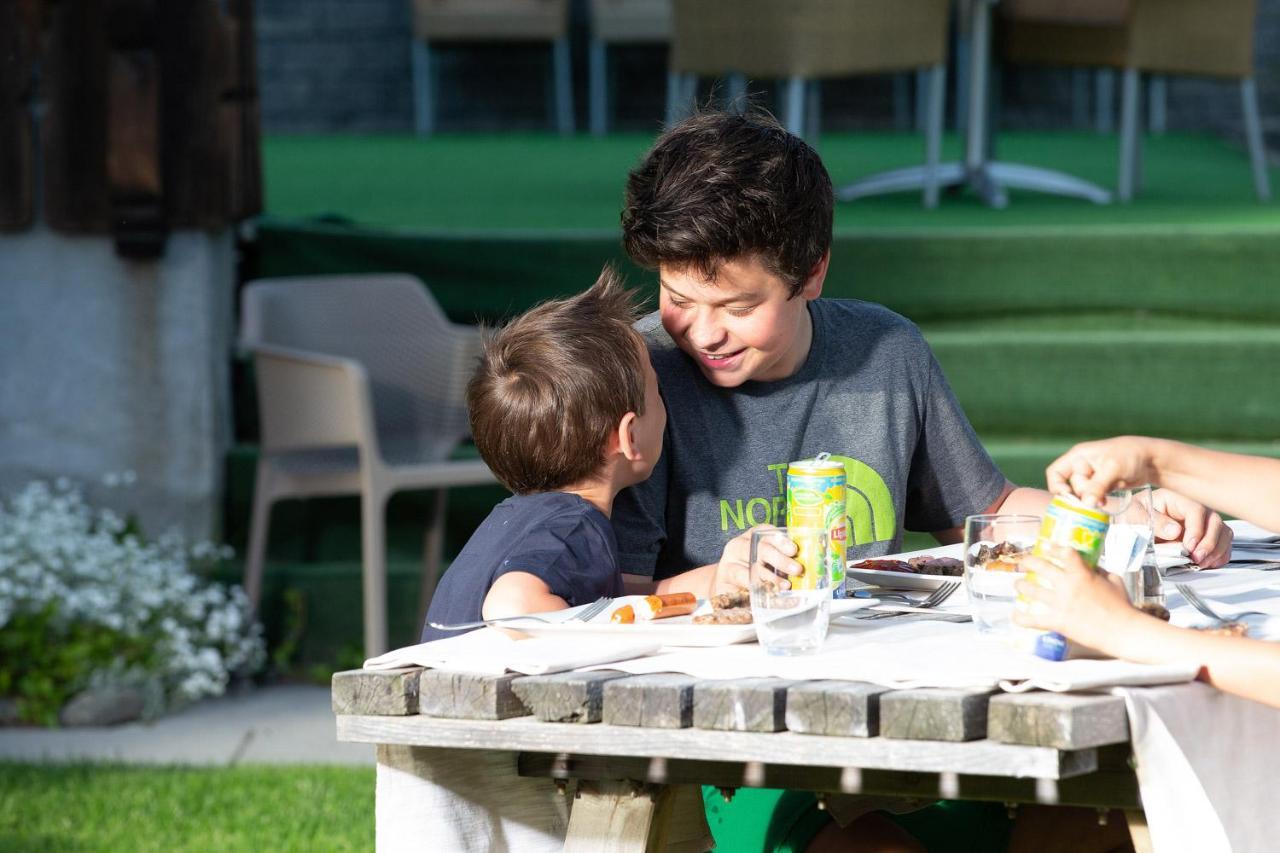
[39, 0, 261, 254]
[0, 0, 35, 231]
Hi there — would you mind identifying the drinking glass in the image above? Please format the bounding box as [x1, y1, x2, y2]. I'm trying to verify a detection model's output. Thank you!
[749, 527, 830, 655]
[963, 515, 1040, 634]
[1099, 486, 1156, 604]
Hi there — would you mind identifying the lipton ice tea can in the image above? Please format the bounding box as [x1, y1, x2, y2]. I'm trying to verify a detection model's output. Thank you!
[786, 454, 848, 596]
[1026, 495, 1110, 660]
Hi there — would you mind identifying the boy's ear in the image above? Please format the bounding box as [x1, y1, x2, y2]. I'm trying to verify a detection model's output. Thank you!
[615, 411, 641, 461]
[801, 250, 830, 301]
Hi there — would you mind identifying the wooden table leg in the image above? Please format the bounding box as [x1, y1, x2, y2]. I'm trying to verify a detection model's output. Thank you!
[1125, 809, 1154, 853]
[565, 780, 669, 852]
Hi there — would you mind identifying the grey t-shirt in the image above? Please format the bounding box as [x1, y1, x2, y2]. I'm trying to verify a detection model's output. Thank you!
[613, 298, 1008, 579]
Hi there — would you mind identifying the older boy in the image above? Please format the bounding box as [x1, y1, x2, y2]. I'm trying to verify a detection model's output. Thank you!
[421, 266, 665, 642]
[612, 109, 1231, 852]
[615, 110, 1231, 597]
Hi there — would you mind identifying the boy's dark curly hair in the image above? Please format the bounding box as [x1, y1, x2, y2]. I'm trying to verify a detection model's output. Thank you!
[621, 110, 834, 297]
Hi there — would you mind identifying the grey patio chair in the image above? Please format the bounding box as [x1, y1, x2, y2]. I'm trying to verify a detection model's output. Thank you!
[588, 0, 673, 135]
[669, 0, 952, 208]
[240, 274, 498, 658]
[409, 0, 574, 135]
[1000, 0, 1272, 202]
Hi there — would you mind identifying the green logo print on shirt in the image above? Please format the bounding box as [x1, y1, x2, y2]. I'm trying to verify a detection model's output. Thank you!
[718, 455, 896, 546]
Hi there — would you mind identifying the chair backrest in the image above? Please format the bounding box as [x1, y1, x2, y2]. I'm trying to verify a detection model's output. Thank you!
[241, 274, 481, 463]
[411, 0, 569, 42]
[670, 0, 950, 79]
[1002, 0, 1130, 26]
[1003, 0, 1257, 78]
[590, 0, 671, 43]
[1129, 0, 1257, 79]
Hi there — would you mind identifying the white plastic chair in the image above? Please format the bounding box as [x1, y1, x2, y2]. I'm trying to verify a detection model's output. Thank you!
[239, 274, 498, 657]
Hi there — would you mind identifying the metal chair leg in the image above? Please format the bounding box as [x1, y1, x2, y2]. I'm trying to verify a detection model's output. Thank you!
[1241, 77, 1272, 203]
[667, 72, 698, 124]
[1118, 68, 1140, 202]
[664, 70, 680, 126]
[410, 40, 434, 137]
[784, 75, 806, 137]
[553, 36, 574, 135]
[923, 64, 947, 209]
[589, 38, 607, 136]
[806, 79, 821, 142]
[726, 72, 747, 112]
[954, 32, 970, 134]
[1148, 75, 1167, 135]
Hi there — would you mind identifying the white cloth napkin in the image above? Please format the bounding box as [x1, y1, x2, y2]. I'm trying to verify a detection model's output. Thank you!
[582, 620, 1200, 692]
[363, 628, 660, 675]
[1115, 683, 1280, 853]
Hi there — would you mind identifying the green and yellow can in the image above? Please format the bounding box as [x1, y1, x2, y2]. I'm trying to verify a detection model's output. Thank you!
[786, 454, 848, 595]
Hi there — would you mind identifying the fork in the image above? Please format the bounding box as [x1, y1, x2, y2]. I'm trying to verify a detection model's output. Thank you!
[1173, 584, 1266, 623]
[857, 581, 960, 620]
[428, 596, 613, 632]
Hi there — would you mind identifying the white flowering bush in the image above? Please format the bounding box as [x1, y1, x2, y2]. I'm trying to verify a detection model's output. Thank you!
[0, 479, 265, 725]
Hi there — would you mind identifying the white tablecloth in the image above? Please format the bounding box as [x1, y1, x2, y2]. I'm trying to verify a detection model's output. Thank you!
[1117, 682, 1280, 853]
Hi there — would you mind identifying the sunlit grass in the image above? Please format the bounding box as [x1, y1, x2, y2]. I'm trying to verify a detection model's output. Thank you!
[0, 762, 374, 852]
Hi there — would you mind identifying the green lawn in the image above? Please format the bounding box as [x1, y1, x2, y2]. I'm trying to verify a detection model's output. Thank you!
[0, 763, 373, 852]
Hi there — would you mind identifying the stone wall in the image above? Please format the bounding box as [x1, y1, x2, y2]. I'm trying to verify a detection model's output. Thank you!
[0, 228, 236, 541]
[256, 0, 1280, 141]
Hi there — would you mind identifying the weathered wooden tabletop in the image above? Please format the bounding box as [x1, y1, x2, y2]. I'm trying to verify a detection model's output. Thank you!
[334, 665, 1150, 850]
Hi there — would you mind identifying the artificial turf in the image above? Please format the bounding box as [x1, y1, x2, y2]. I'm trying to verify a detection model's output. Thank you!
[0, 762, 374, 852]
[244, 129, 1280, 662]
[262, 130, 1280, 233]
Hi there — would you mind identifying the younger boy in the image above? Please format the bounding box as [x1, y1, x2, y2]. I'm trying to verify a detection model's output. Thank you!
[401, 269, 676, 853]
[421, 266, 665, 642]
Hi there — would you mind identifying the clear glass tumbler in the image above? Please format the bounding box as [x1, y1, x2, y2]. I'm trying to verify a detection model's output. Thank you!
[963, 514, 1040, 634]
[749, 527, 830, 655]
[1099, 485, 1156, 604]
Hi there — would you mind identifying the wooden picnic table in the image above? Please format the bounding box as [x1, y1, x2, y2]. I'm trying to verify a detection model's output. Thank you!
[333, 665, 1153, 851]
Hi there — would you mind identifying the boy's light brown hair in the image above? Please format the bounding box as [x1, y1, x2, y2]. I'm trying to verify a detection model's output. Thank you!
[468, 267, 648, 494]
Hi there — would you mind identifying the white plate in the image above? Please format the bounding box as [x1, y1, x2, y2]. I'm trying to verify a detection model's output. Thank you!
[846, 567, 956, 591]
[846, 543, 966, 591]
[515, 615, 756, 647]
[513, 596, 879, 647]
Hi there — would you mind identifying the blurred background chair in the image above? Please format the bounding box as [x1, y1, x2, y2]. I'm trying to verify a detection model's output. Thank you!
[240, 274, 497, 658]
[409, 0, 574, 135]
[588, 0, 673, 135]
[1000, 0, 1272, 202]
[669, 0, 951, 207]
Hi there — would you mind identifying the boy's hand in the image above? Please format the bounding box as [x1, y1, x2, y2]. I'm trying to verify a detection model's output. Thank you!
[1045, 436, 1158, 505]
[1013, 554, 1138, 654]
[1150, 489, 1232, 568]
[712, 525, 801, 594]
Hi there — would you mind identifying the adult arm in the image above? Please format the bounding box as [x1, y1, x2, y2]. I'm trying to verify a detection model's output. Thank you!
[1048, 436, 1280, 534]
[929, 483, 1046, 544]
[1015, 552, 1280, 709]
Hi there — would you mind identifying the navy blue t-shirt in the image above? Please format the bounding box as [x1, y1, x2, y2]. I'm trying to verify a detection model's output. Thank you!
[420, 491, 623, 643]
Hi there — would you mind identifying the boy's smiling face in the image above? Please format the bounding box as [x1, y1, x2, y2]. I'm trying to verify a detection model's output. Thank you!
[658, 254, 826, 388]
